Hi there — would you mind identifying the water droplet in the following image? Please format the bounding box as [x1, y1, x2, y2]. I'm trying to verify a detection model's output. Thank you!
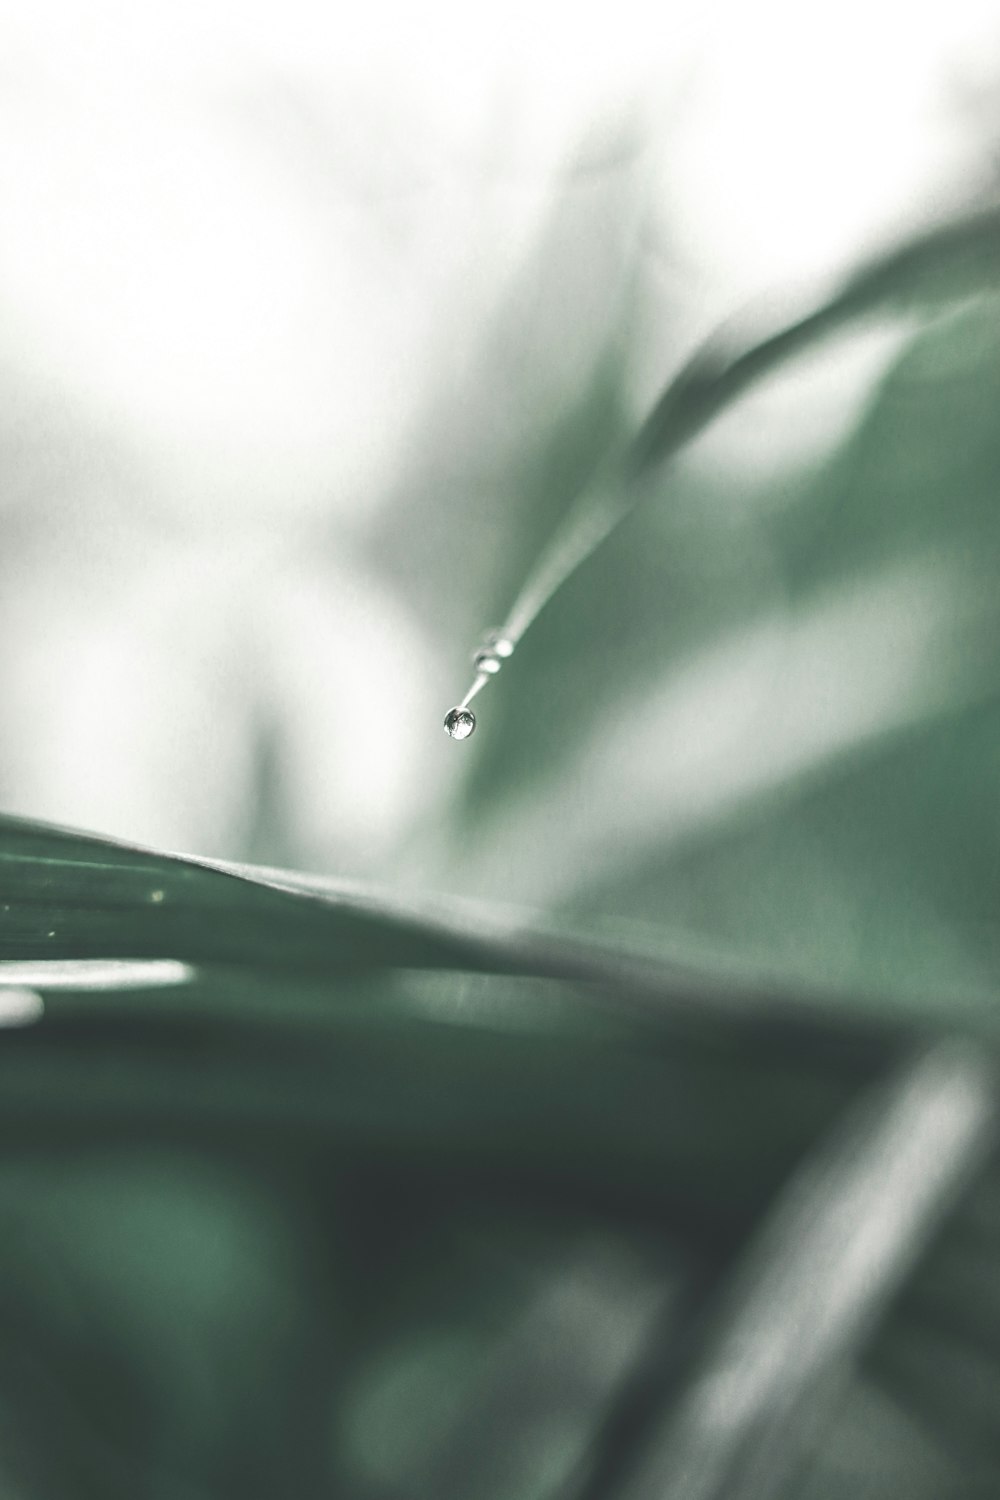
[444, 707, 476, 740]
[483, 631, 514, 658]
[473, 648, 503, 675]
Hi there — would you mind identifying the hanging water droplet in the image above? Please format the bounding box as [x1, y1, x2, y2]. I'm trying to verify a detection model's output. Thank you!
[473, 648, 503, 675]
[444, 706, 476, 740]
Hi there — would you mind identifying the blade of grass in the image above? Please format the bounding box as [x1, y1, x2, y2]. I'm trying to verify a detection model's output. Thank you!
[487, 202, 1000, 658]
[0, 966, 870, 1240]
[585, 1041, 996, 1500]
[0, 812, 982, 1053]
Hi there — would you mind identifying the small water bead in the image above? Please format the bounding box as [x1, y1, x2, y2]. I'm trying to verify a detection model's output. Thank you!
[444, 706, 476, 740]
[473, 648, 503, 675]
[483, 632, 514, 659]
[442, 632, 513, 738]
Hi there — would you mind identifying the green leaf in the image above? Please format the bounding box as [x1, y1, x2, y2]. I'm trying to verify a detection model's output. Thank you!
[447, 293, 1000, 1031]
[5, 202, 1000, 1500]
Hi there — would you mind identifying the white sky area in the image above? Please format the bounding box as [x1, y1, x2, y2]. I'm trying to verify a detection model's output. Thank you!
[0, 0, 997, 871]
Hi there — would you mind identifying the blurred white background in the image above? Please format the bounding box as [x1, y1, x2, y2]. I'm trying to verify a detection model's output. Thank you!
[0, 0, 997, 883]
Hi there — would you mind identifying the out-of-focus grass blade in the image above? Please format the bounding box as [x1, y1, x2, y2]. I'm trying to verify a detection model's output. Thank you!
[589, 1042, 996, 1500]
[861, 1158, 1000, 1477]
[559, 295, 1000, 1024]
[498, 204, 1000, 648]
[629, 203, 1000, 480]
[2, 813, 998, 1497]
[0, 965, 871, 1241]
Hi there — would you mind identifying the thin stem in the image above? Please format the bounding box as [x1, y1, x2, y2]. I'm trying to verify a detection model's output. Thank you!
[502, 461, 628, 644]
[459, 672, 490, 709]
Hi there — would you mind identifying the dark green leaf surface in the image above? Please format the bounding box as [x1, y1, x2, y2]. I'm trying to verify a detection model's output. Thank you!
[0, 811, 940, 1036]
[0, 811, 872, 1500]
[0, 806, 996, 1500]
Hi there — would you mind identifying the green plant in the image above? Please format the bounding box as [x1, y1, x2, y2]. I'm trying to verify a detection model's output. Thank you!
[3, 202, 1000, 1500]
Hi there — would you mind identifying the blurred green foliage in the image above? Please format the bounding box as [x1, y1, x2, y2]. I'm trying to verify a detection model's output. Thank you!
[4, 206, 1000, 1500]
